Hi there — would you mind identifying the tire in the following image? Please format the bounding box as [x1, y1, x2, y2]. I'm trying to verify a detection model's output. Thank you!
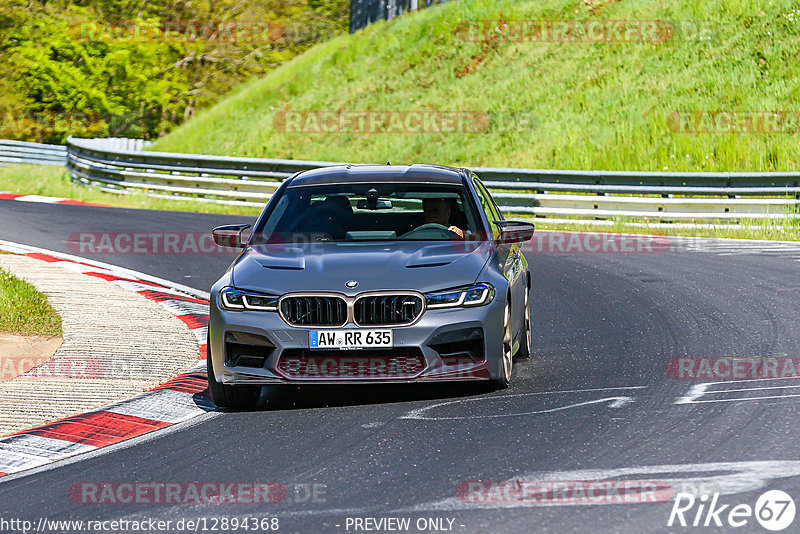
[515, 279, 532, 360]
[491, 300, 513, 389]
[207, 341, 261, 409]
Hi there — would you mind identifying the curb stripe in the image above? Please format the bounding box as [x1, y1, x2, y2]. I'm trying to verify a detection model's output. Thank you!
[0, 193, 110, 207]
[0, 450, 51, 473]
[188, 327, 208, 346]
[0, 435, 96, 457]
[0, 240, 209, 299]
[176, 314, 209, 330]
[158, 299, 210, 314]
[82, 271, 167, 288]
[0, 241, 215, 480]
[23, 253, 103, 271]
[105, 389, 214, 425]
[153, 374, 210, 395]
[24, 252, 65, 263]
[24, 412, 172, 448]
[137, 290, 209, 305]
[113, 280, 192, 296]
[55, 199, 110, 207]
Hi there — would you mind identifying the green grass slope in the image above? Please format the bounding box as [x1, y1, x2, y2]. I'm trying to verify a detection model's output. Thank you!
[152, 0, 800, 172]
[0, 266, 62, 336]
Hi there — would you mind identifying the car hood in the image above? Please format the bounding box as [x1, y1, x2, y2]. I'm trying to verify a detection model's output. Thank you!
[231, 241, 494, 294]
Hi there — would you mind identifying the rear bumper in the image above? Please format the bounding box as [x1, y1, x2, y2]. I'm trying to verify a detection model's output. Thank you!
[209, 295, 505, 385]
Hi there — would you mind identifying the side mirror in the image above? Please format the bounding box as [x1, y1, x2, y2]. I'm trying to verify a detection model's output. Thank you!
[212, 224, 251, 249]
[493, 220, 535, 244]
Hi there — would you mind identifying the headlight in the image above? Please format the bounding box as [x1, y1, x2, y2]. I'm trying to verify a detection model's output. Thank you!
[425, 283, 495, 309]
[219, 287, 278, 311]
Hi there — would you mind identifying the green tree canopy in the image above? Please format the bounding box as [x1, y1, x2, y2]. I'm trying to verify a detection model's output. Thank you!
[0, 0, 348, 142]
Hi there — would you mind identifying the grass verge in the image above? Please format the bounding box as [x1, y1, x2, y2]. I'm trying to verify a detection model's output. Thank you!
[0, 266, 62, 336]
[151, 0, 800, 174]
[0, 164, 262, 216]
[529, 216, 800, 241]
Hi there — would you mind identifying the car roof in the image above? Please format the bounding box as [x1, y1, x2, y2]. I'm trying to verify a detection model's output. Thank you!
[287, 164, 467, 187]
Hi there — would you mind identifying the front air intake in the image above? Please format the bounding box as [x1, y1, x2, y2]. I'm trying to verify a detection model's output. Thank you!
[279, 296, 348, 327]
[354, 294, 423, 326]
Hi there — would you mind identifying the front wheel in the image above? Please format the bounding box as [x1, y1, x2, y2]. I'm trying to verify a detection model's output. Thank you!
[491, 301, 513, 389]
[207, 343, 261, 409]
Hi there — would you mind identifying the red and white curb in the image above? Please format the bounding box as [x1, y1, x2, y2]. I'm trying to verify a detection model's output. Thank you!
[0, 192, 110, 207]
[0, 241, 213, 478]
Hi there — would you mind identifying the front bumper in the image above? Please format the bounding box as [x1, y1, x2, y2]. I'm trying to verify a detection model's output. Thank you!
[209, 297, 505, 385]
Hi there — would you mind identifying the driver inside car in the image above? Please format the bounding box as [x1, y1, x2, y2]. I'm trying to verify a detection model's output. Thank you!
[422, 198, 465, 238]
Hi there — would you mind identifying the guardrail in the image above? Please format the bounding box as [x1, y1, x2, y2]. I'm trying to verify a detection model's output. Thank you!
[0, 140, 66, 166]
[64, 136, 800, 222]
[4, 136, 798, 222]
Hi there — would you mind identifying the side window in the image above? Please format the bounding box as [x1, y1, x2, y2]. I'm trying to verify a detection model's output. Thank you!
[473, 178, 500, 239]
[476, 178, 503, 222]
[486, 186, 504, 222]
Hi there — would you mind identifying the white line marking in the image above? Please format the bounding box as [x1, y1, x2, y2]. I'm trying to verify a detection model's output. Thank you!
[675, 383, 711, 404]
[685, 394, 800, 404]
[707, 384, 800, 394]
[362, 422, 385, 429]
[401, 386, 645, 420]
[676, 378, 800, 405]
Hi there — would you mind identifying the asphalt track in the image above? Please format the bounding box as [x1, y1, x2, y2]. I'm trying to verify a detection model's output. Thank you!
[1, 199, 800, 533]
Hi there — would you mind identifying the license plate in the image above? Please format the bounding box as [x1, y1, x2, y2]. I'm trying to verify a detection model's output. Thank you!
[309, 330, 393, 349]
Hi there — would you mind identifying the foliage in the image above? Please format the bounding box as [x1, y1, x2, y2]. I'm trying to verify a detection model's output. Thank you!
[0, 0, 349, 142]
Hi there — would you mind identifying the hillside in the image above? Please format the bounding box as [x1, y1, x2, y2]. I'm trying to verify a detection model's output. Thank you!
[152, 0, 800, 172]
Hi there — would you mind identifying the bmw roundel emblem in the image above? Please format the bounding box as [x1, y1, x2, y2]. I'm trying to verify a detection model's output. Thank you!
[345, 280, 358, 289]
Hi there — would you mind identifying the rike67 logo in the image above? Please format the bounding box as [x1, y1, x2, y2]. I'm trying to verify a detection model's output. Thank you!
[668, 490, 796, 531]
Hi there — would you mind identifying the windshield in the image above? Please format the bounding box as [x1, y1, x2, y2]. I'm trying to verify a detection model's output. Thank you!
[252, 182, 482, 243]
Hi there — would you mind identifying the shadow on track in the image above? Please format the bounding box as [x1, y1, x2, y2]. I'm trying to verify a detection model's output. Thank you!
[218, 381, 503, 413]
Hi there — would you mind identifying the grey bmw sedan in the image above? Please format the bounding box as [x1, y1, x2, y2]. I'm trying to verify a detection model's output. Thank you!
[207, 164, 534, 408]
